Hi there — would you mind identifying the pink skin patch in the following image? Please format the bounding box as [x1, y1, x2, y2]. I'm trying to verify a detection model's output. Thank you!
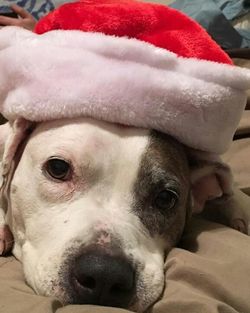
[94, 223, 109, 232]
[192, 174, 223, 213]
[94, 223, 111, 245]
[230, 218, 248, 234]
[97, 231, 111, 245]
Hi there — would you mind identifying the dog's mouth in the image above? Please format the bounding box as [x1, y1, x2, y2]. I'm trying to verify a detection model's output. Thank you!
[31, 229, 166, 312]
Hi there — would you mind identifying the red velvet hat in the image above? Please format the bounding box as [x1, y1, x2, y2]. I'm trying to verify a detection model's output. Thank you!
[35, 0, 232, 64]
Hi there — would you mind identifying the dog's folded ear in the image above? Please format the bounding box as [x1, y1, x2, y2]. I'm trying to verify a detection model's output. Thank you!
[188, 149, 250, 234]
[1, 119, 33, 175]
[0, 122, 11, 160]
[0, 118, 34, 255]
[0, 122, 14, 254]
[0, 118, 34, 211]
[0, 122, 11, 190]
[188, 149, 233, 214]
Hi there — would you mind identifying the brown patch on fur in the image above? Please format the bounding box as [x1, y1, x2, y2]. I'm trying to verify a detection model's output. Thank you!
[132, 131, 191, 247]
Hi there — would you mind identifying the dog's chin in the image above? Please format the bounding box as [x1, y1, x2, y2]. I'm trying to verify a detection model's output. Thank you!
[20, 233, 165, 312]
[52, 286, 154, 313]
[52, 271, 163, 313]
[29, 264, 162, 313]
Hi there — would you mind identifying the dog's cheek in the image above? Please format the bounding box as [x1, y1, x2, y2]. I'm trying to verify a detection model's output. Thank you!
[132, 239, 165, 312]
[37, 178, 77, 203]
[116, 220, 165, 311]
[22, 244, 62, 297]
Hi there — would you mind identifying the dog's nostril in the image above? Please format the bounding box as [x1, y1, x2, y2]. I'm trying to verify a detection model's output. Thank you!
[72, 249, 135, 308]
[78, 275, 96, 290]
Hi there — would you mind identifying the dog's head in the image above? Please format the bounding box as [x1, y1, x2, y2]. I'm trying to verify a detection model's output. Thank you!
[0, 117, 232, 312]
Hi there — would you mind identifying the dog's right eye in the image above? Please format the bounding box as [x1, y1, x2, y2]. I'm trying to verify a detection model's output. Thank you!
[154, 189, 179, 212]
[44, 158, 71, 181]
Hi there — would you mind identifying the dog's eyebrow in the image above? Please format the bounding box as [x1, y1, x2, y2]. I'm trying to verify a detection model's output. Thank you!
[142, 163, 181, 188]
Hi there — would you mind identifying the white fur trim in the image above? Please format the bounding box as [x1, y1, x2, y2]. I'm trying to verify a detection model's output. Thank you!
[0, 26, 249, 154]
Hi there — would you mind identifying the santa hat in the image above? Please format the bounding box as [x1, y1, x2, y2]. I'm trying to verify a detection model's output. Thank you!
[0, 0, 250, 155]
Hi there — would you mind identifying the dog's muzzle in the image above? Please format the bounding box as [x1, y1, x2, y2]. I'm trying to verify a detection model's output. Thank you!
[66, 246, 135, 308]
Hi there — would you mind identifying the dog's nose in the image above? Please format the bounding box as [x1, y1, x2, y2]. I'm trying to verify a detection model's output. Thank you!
[72, 250, 135, 308]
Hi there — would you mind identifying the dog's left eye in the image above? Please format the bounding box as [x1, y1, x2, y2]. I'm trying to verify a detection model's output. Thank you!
[154, 189, 178, 211]
[44, 158, 71, 181]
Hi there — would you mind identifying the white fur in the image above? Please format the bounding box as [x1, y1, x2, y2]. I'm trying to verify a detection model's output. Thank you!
[0, 27, 249, 154]
[7, 118, 165, 312]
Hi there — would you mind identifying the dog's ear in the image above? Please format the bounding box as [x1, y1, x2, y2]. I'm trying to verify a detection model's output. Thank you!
[0, 118, 33, 255]
[187, 149, 250, 235]
[1, 118, 33, 210]
[0, 122, 11, 161]
[188, 150, 233, 214]
[0, 122, 14, 254]
[1, 119, 33, 175]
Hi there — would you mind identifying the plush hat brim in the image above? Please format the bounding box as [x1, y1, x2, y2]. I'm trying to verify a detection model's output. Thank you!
[0, 26, 250, 154]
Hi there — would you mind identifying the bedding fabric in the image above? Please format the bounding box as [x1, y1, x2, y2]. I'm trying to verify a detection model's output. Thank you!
[0, 110, 250, 312]
[1, 217, 250, 313]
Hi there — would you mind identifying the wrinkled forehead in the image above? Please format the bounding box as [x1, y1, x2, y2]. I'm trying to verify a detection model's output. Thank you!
[25, 118, 189, 180]
[26, 118, 150, 166]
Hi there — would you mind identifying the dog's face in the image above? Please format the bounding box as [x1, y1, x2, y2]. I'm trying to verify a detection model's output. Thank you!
[6, 117, 190, 312]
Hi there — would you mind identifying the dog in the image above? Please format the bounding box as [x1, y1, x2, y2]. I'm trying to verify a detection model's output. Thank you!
[0, 117, 249, 312]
